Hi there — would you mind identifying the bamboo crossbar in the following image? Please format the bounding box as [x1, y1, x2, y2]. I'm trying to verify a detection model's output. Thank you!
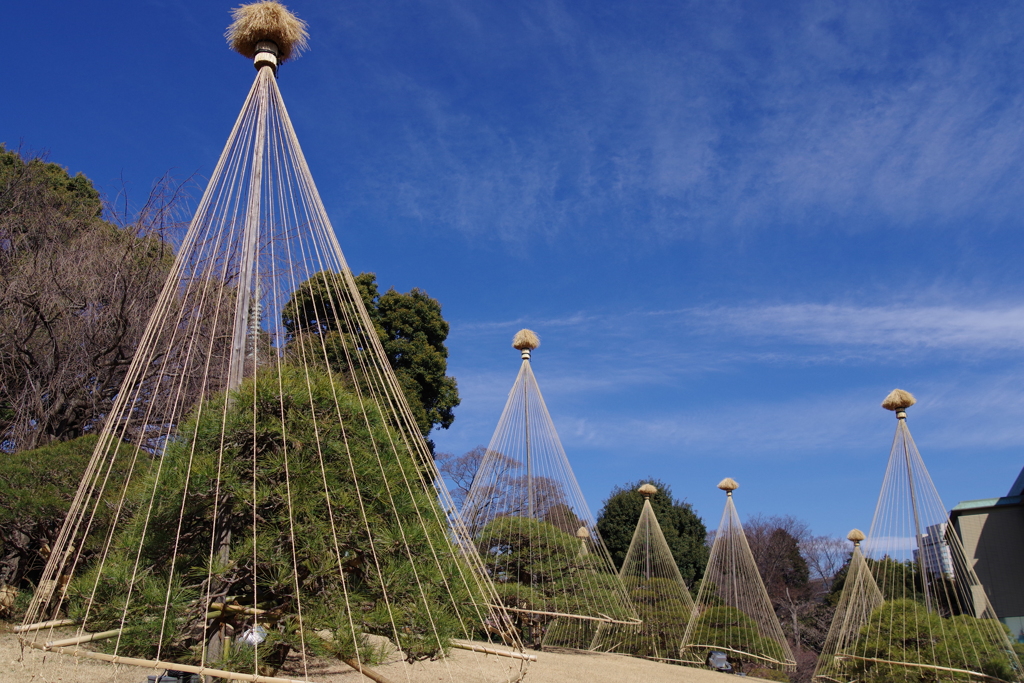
[451, 640, 537, 661]
[26, 634, 449, 683]
[46, 627, 123, 649]
[486, 604, 641, 625]
[13, 618, 79, 633]
[211, 602, 267, 616]
[22, 641, 310, 683]
[680, 643, 796, 668]
[834, 654, 1009, 682]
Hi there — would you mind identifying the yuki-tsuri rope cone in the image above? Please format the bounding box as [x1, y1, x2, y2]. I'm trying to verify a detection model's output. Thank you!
[18, 4, 528, 682]
[812, 390, 1022, 683]
[591, 484, 695, 661]
[812, 529, 884, 683]
[459, 330, 638, 650]
[680, 478, 796, 676]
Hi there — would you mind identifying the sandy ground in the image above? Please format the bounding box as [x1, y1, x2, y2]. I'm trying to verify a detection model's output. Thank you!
[1, 627, 752, 683]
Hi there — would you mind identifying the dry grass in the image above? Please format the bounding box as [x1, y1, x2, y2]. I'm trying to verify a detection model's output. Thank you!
[512, 329, 540, 350]
[881, 388, 916, 412]
[717, 477, 739, 492]
[226, 1, 309, 63]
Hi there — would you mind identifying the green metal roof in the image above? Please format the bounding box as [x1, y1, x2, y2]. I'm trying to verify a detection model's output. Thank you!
[952, 495, 1024, 512]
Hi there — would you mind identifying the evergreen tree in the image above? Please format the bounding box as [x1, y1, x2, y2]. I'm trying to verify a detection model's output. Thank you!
[282, 271, 459, 450]
[596, 478, 708, 586]
[687, 605, 791, 679]
[67, 364, 480, 670]
[847, 600, 1018, 682]
[476, 516, 629, 649]
[0, 436, 132, 590]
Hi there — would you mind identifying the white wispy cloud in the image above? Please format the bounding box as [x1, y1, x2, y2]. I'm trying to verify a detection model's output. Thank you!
[440, 298, 1024, 456]
[688, 302, 1024, 353]
[451, 300, 1024, 374]
[335, 0, 1024, 243]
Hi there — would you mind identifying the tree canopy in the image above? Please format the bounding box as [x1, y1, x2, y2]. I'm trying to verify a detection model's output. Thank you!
[475, 515, 631, 649]
[0, 435, 133, 590]
[746, 517, 810, 604]
[68, 364, 480, 669]
[0, 146, 180, 452]
[596, 478, 708, 586]
[282, 271, 459, 450]
[844, 600, 1019, 683]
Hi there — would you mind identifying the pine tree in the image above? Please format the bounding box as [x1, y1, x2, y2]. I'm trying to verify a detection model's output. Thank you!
[67, 364, 481, 671]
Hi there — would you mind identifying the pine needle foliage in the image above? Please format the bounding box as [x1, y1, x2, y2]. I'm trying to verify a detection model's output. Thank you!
[688, 606, 791, 679]
[67, 364, 481, 668]
[842, 600, 1020, 682]
[0, 435, 132, 589]
[283, 271, 460, 447]
[475, 516, 631, 649]
[596, 478, 708, 586]
[592, 490, 694, 661]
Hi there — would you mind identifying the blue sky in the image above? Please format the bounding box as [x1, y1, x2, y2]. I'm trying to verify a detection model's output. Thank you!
[7, 0, 1024, 539]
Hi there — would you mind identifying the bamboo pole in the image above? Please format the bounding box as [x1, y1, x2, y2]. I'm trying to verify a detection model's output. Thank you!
[450, 641, 537, 662]
[681, 643, 793, 667]
[834, 654, 1005, 682]
[208, 606, 268, 618]
[13, 618, 79, 633]
[46, 628, 123, 649]
[22, 641, 309, 683]
[486, 604, 641, 625]
[342, 657, 398, 683]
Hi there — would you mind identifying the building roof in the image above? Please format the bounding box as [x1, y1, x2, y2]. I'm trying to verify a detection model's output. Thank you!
[952, 495, 1023, 513]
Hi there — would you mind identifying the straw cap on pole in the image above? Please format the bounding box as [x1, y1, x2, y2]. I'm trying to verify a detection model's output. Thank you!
[717, 477, 739, 495]
[227, 1, 309, 67]
[847, 528, 866, 546]
[638, 483, 658, 499]
[576, 526, 591, 539]
[512, 329, 540, 360]
[881, 388, 916, 419]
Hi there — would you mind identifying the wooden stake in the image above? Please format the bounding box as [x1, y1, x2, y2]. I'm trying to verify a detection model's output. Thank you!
[210, 603, 267, 616]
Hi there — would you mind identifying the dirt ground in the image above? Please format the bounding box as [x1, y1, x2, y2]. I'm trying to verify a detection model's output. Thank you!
[1, 627, 751, 683]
